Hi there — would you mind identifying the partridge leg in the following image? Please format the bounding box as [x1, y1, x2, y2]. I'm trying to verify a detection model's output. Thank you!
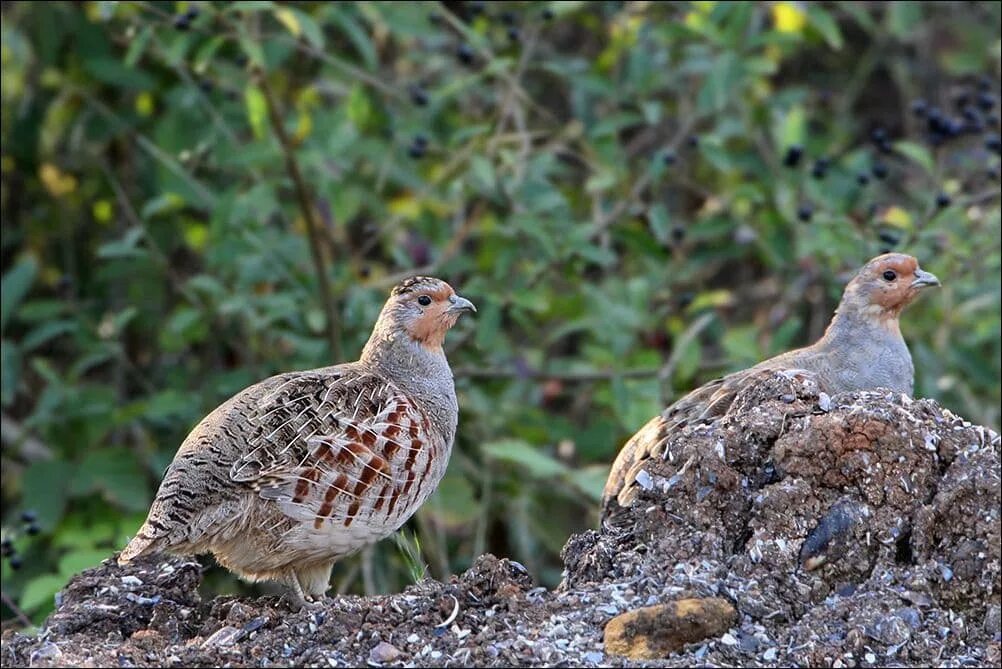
[279, 570, 320, 611]
[297, 560, 335, 602]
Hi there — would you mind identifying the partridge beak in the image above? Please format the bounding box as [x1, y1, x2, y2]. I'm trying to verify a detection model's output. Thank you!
[448, 295, 477, 314]
[911, 268, 941, 289]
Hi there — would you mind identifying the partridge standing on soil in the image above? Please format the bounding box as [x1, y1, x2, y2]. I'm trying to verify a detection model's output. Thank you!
[604, 253, 940, 509]
[119, 277, 476, 608]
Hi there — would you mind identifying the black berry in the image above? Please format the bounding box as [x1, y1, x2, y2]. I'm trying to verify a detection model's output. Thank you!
[20, 511, 36, 523]
[198, 79, 213, 93]
[456, 43, 475, 66]
[872, 162, 888, 180]
[9, 556, 22, 570]
[986, 133, 1002, 155]
[935, 193, 951, 208]
[911, 99, 928, 117]
[782, 145, 803, 167]
[26, 523, 40, 536]
[977, 93, 996, 111]
[879, 230, 900, 246]
[507, 27, 520, 43]
[670, 225, 686, 243]
[870, 127, 887, 144]
[1, 539, 12, 557]
[413, 134, 429, 149]
[428, 12, 444, 25]
[662, 150, 677, 166]
[797, 204, 813, 222]
[184, 7, 200, 20]
[811, 158, 829, 180]
[408, 85, 429, 107]
[500, 11, 517, 25]
[542, 8, 555, 20]
[677, 292, 694, 309]
[856, 172, 870, 186]
[172, 14, 191, 30]
[686, 134, 699, 148]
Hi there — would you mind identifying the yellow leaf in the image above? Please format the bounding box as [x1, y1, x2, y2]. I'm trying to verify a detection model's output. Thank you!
[92, 199, 114, 224]
[183, 222, 209, 250]
[274, 7, 301, 38]
[880, 206, 913, 229]
[39, 163, 77, 198]
[293, 112, 312, 144]
[772, 2, 807, 33]
[135, 92, 154, 117]
[388, 195, 421, 221]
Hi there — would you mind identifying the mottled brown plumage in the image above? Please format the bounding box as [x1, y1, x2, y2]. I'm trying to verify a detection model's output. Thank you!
[119, 277, 475, 608]
[604, 254, 940, 509]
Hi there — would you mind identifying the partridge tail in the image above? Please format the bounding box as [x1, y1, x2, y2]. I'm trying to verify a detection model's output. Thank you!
[118, 522, 164, 565]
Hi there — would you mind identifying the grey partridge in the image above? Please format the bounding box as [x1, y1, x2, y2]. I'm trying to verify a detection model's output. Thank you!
[604, 253, 940, 509]
[119, 276, 476, 608]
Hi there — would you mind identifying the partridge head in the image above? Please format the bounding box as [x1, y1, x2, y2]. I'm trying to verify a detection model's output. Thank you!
[119, 276, 475, 609]
[603, 253, 940, 509]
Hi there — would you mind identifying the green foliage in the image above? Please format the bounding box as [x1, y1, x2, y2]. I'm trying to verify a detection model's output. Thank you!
[1, 1, 999, 625]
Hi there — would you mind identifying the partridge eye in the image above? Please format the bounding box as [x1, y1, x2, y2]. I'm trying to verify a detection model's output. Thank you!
[882, 270, 897, 282]
[417, 295, 432, 306]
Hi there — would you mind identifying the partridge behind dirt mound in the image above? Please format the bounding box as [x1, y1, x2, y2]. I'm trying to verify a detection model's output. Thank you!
[604, 253, 941, 509]
[119, 277, 475, 608]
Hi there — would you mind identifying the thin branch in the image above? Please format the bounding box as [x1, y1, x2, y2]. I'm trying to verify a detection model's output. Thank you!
[254, 68, 344, 361]
[1, 590, 34, 629]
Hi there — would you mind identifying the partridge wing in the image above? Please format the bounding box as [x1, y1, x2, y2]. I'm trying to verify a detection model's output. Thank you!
[230, 368, 432, 530]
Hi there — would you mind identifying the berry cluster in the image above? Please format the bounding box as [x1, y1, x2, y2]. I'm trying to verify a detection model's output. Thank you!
[2, 511, 40, 571]
[172, 6, 200, 31]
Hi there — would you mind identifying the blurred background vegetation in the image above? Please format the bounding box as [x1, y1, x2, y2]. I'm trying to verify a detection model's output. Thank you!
[1, 0, 999, 627]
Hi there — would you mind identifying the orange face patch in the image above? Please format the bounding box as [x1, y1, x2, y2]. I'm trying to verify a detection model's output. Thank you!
[404, 284, 461, 349]
[857, 254, 926, 318]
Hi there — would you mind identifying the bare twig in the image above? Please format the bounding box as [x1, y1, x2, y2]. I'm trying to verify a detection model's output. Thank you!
[656, 312, 716, 406]
[1, 414, 52, 461]
[254, 68, 344, 361]
[1, 590, 34, 629]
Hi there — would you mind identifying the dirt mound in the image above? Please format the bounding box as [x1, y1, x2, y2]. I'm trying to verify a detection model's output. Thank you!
[3, 372, 999, 667]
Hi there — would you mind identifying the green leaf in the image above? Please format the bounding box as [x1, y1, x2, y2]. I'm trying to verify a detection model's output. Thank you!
[96, 227, 146, 259]
[698, 52, 741, 113]
[238, 34, 267, 69]
[648, 203, 671, 244]
[71, 448, 151, 512]
[20, 574, 69, 613]
[21, 320, 76, 351]
[1, 255, 38, 333]
[807, 7, 843, 50]
[482, 439, 568, 478]
[58, 550, 111, 577]
[245, 85, 268, 140]
[22, 460, 74, 527]
[124, 26, 153, 67]
[83, 58, 156, 90]
[778, 105, 806, 149]
[894, 140, 935, 175]
[887, 2, 923, 40]
[281, 6, 326, 51]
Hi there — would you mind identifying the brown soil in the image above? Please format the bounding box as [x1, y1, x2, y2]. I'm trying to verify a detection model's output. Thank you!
[2, 372, 999, 667]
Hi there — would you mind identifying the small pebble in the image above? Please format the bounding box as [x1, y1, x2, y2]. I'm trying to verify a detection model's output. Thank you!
[368, 641, 402, 664]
